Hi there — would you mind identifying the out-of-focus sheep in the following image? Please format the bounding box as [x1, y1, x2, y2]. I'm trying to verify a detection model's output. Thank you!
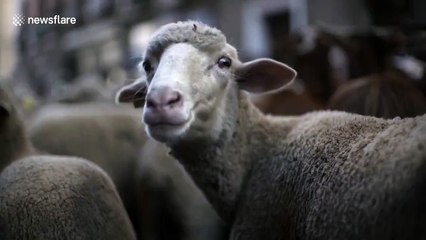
[0, 82, 136, 239]
[117, 21, 426, 240]
[28, 103, 146, 229]
[0, 156, 137, 240]
[249, 80, 323, 116]
[292, 26, 425, 103]
[328, 72, 426, 118]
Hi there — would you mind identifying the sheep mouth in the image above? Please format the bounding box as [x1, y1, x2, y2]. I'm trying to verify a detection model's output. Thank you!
[145, 112, 193, 130]
[148, 120, 189, 128]
[143, 102, 202, 142]
[145, 113, 194, 142]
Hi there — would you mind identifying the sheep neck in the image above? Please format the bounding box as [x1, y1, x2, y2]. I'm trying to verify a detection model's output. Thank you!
[168, 89, 284, 224]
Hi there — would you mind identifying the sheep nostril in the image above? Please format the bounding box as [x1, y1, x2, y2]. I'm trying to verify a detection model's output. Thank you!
[167, 93, 181, 107]
[146, 88, 182, 110]
[146, 98, 156, 108]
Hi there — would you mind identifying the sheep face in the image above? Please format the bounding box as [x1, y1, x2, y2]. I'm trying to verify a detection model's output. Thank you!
[116, 21, 297, 145]
[141, 42, 239, 144]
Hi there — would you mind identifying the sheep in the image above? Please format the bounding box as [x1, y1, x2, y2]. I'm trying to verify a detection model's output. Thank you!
[327, 72, 426, 118]
[116, 21, 426, 240]
[124, 60, 318, 240]
[28, 102, 146, 230]
[48, 74, 127, 104]
[0, 156, 137, 240]
[0, 83, 137, 239]
[122, 53, 320, 239]
[127, 65, 318, 239]
[249, 79, 323, 116]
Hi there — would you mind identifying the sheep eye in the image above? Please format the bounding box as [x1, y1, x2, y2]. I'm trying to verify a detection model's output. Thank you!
[142, 60, 152, 73]
[217, 56, 232, 68]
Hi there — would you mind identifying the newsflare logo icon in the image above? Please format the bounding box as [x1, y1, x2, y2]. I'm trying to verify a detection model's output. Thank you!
[12, 14, 26, 27]
[12, 14, 77, 27]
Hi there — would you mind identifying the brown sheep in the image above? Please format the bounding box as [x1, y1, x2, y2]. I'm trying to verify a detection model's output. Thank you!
[327, 72, 426, 118]
[249, 80, 323, 116]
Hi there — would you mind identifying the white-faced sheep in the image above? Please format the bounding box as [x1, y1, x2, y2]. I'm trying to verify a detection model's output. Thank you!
[28, 102, 146, 229]
[0, 156, 136, 240]
[116, 21, 426, 240]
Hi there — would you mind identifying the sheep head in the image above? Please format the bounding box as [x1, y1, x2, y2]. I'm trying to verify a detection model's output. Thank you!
[116, 21, 296, 145]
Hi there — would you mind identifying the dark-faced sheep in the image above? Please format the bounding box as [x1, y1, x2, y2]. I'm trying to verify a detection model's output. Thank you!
[117, 21, 426, 240]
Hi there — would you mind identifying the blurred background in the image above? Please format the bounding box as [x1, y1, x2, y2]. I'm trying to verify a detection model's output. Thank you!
[0, 0, 425, 115]
[1, 1, 426, 240]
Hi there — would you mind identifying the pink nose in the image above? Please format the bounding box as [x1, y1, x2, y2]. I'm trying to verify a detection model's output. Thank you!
[146, 87, 183, 110]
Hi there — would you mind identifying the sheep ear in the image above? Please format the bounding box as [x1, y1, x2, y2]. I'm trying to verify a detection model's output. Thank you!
[235, 58, 297, 93]
[115, 78, 147, 108]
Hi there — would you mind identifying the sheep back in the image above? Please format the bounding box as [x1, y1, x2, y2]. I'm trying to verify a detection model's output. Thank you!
[233, 111, 426, 239]
[0, 155, 136, 240]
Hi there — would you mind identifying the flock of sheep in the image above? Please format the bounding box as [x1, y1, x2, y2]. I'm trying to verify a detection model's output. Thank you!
[1, 21, 425, 240]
